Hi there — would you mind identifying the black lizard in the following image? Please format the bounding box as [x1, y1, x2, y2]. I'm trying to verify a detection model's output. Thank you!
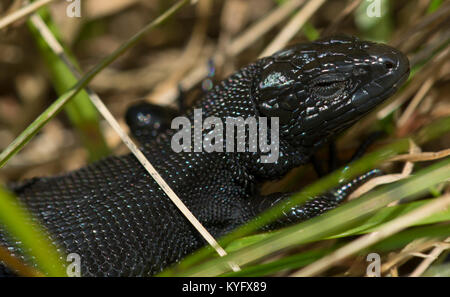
[0, 36, 409, 276]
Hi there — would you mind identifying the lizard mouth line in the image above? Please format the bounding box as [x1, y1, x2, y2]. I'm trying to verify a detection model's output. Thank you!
[353, 66, 410, 113]
[373, 70, 410, 103]
[394, 70, 410, 88]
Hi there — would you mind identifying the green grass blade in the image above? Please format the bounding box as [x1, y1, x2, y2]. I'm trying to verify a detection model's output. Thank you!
[225, 222, 450, 277]
[373, 223, 450, 252]
[27, 7, 110, 162]
[0, 186, 65, 276]
[224, 223, 450, 277]
[331, 198, 450, 238]
[221, 248, 333, 277]
[223, 197, 450, 258]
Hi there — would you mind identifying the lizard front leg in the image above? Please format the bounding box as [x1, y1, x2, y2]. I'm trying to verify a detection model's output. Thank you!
[245, 169, 382, 230]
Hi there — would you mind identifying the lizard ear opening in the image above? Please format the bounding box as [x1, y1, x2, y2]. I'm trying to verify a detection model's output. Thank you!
[259, 60, 295, 91]
[255, 61, 299, 122]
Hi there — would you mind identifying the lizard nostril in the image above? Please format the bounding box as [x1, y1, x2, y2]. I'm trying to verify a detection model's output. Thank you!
[384, 61, 395, 70]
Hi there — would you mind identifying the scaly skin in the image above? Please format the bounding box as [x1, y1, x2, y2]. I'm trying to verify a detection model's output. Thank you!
[0, 36, 409, 276]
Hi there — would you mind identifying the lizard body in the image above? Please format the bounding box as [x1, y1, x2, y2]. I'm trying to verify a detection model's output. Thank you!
[0, 36, 409, 276]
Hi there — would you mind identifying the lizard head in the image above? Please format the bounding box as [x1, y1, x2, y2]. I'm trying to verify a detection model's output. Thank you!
[254, 35, 409, 151]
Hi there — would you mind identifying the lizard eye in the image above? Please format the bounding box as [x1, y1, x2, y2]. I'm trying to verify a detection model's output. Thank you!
[315, 81, 346, 97]
[311, 74, 346, 99]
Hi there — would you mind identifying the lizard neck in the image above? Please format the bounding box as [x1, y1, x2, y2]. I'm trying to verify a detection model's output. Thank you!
[146, 62, 309, 188]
